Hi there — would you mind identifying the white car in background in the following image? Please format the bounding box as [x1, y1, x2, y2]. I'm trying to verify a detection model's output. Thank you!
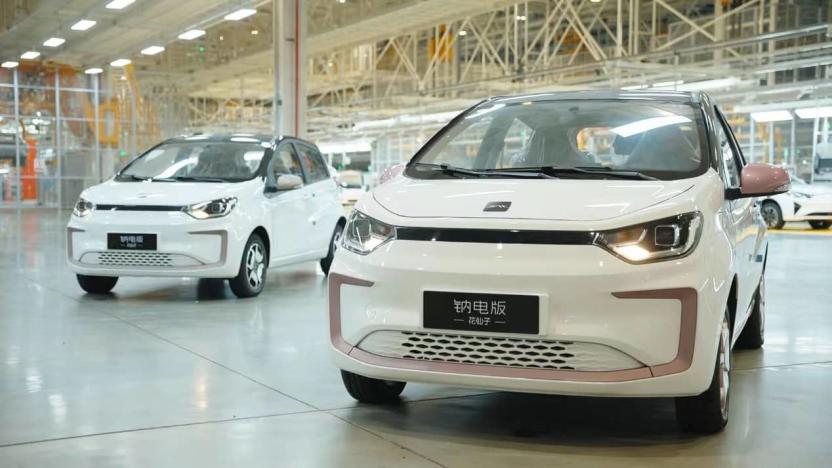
[329, 91, 790, 433]
[67, 134, 345, 297]
[761, 175, 832, 229]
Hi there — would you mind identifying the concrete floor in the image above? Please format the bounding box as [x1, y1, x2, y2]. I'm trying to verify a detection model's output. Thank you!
[1, 210, 831, 468]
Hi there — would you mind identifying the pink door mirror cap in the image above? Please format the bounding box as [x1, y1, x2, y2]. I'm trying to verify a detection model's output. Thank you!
[739, 163, 790, 197]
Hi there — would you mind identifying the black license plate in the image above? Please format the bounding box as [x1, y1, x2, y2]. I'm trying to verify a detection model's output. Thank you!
[107, 233, 157, 250]
[423, 291, 539, 334]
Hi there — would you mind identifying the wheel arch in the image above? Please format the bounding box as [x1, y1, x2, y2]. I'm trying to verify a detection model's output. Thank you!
[251, 226, 270, 260]
[726, 275, 739, 337]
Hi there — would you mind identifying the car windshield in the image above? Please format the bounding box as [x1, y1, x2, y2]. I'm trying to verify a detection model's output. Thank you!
[118, 140, 268, 182]
[409, 99, 708, 180]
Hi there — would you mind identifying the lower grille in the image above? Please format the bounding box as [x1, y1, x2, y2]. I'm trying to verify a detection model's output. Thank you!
[358, 330, 642, 371]
[80, 251, 202, 268]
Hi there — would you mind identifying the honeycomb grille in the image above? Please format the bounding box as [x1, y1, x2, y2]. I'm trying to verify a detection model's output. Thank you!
[97, 251, 175, 267]
[358, 330, 642, 371]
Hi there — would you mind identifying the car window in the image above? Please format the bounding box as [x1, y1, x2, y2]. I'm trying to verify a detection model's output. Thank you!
[296, 144, 330, 183]
[119, 141, 266, 182]
[715, 111, 741, 188]
[271, 144, 304, 181]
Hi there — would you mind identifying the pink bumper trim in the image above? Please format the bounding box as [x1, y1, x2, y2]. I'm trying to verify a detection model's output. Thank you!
[329, 273, 696, 382]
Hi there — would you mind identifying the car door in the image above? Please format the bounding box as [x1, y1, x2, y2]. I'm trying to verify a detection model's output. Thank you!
[294, 142, 341, 255]
[714, 107, 758, 324]
[264, 142, 313, 264]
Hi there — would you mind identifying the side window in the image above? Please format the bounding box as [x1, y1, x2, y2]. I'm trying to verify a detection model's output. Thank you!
[270, 144, 304, 181]
[715, 112, 741, 188]
[296, 144, 329, 183]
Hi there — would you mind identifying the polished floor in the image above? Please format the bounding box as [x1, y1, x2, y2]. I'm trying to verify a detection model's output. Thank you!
[1, 210, 831, 467]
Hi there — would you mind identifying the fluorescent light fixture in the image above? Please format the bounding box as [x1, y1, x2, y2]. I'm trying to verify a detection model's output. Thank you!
[675, 77, 740, 92]
[141, 45, 165, 56]
[178, 29, 205, 40]
[43, 37, 66, 47]
[224, 8, 256, 21]
[20, 51, 40, 60]
[590, 0, 602, 2]
[750, 110, 792, 122]
[611, 115, 691, 138]
[621, 84, 647, 90]
[105, 0, 135, 9]
[251, 29, 259, 35]
[84, 67, 103, 75]
[515, 15, 527, 21]
[795, 107, 832, 119]
[458, 30, 467, 36]
[110, 58, 131, 67]
[71, 19, 96, 31]
[1, 61, 18, 69]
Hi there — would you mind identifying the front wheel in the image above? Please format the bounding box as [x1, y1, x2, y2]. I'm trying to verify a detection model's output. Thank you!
[341, 370, 405, 404]
[76, 274, 118, 294]
[229, 233, 267, 298]
[761, 200, 784, 229]
[809, 220, 831, 230]
[319, 223, 344, 276]
[675, 310, 731, 433]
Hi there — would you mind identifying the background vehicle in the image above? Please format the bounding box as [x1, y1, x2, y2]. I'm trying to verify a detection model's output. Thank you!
[761, 174, 832, 229]
[67, 134, 345, 297]
[329, 91, 789, 433]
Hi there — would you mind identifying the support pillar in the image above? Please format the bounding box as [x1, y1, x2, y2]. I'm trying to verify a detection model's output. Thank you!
[272, 0, 306, 138]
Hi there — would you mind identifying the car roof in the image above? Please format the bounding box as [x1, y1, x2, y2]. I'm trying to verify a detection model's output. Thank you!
[164, 133, 317, 147]
[487, 90, 700, 106]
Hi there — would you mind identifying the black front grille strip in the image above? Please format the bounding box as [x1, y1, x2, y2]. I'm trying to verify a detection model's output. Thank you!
[395, 227, 597, 245]
[96, 205, 184, 212]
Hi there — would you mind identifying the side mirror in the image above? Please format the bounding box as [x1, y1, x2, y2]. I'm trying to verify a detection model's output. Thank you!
[727, 163, 790, 199]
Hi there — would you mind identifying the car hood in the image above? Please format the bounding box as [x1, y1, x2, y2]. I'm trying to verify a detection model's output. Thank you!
[373, 176, 695, 221]
[81, 179, 258, 206]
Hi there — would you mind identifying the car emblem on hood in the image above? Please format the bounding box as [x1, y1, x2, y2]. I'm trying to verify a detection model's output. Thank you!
[484, 201, 511, 212]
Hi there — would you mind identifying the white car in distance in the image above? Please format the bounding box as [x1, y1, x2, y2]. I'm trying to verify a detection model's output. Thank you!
[67, 134, 345, 297]
[761, 174, 832, 229]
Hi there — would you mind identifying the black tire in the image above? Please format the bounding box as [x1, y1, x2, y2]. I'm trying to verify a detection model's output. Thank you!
[760, 200, 784, 229]
[736, 277, 765, 350]
[319, 223, 344, 276]
[809, 220, 831, 230]
[76, 274, 118, 294]
[229, 233, 268, 298]
[675, 309, 731, 434]
[341, 370, 406, 404]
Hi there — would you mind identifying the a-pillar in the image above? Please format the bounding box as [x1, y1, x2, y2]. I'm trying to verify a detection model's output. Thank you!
[272, 0, 306, 138]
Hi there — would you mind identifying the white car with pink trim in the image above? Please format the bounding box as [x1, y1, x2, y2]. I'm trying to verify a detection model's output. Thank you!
[328, 91, 790, 433]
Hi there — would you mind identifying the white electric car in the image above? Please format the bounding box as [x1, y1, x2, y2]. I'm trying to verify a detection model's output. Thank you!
[761, 174, 832, 229]
[67, 134, 345, 298]
[328, 91, 790, 433]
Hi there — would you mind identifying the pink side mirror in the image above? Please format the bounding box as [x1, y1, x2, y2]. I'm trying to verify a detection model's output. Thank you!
[379, 163, 405, 185]
[736, 163, 790, 198]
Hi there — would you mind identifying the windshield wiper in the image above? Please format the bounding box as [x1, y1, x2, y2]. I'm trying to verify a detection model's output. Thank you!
[116, 174, 150, 181]
[411, 163, 551, 179]
[493, 166, 658, 181]
[152, 176, 229, 183]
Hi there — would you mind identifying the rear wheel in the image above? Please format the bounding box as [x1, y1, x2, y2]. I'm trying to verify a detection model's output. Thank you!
[341, 370, 405, 403]
[736, 276, 765, 349]
[76, 274, 118, 294]
[319, 223, 344, 276]
[761, 200, 784, 229]
[229, 233, 267, 298]
[809, 220, 831, 230]
[675, 310, 731, 433]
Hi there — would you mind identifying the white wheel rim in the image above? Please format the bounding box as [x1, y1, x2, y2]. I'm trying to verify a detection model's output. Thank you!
[719, 315, 731, 418]
[246, 243, 265, 289]
[761, 204, 779, 228]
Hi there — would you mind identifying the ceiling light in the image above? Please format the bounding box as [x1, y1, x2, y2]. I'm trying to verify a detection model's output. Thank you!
[20, 51, 40, 60]
[251, 29, 259, 35]
[141, 45, 165, 56]
[516, 15, 527, 21]
[1, 61, 18, 69]
[675, 77, 740, 91]
[110, 58, 131, 67]
[43, 37, 66, 47]
[105, 0, 135, 9]
[458, 30, 467, 36]
[178, 29, 205, 40]
[337, 0, 346, 3]
[84, 67, 103, 74]
[71, 19, 96, 31]
[750, 110, 792, 122]
[590, 0, 602, 2]
[224, 8, 256, 21]
[795, 107, 832, 119]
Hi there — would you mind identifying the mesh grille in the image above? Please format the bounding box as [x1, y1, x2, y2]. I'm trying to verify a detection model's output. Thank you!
[80, 251, 203, 268]
[358, 330, 642, 371]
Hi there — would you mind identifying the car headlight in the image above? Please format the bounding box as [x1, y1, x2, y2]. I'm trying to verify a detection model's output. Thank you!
[594, 212, 703, 264]
[791, 191, 812, 199]
[184, 197, 237, 219]
[342, 210, 396, 255]
[73, 197, 95, 217]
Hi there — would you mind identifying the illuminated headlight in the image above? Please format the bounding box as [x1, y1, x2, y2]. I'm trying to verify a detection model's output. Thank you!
[73, 197, 95, 217]
[792, 191, 812, 199]
[184, 197, 237, 219]
[595, 212, 703, 264]
[342, 210, 395, 255]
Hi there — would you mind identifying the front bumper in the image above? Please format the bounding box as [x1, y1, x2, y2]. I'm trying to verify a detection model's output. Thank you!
[66, 211, 243, 278]
[329, 239, 723, 397]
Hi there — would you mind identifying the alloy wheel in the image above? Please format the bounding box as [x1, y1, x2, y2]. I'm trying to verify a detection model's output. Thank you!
[246, 243, 265, 289]
[760, 204, 779, 228]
